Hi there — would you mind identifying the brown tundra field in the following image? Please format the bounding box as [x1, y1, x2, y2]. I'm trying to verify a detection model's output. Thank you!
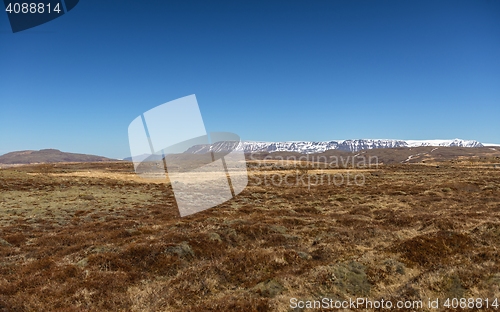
[0, 155, 500, 311]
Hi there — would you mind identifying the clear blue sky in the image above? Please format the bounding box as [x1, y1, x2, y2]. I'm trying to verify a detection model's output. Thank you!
[1, 0, 499, 159]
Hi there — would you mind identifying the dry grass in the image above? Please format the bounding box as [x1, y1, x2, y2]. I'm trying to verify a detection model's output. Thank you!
[0, 160, 499, 311]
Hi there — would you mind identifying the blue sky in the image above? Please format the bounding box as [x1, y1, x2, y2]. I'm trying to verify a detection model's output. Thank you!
[1, 0, 499, 159]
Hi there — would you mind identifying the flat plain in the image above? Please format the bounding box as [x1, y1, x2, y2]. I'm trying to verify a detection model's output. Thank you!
[0, 157, 499, 311]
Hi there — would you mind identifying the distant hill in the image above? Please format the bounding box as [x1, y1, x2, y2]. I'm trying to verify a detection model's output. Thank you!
[0, 149, 117, 164]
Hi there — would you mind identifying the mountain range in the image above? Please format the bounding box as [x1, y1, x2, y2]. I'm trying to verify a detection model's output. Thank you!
[0, 139, 492, 165]
[185, 138, 485, 154]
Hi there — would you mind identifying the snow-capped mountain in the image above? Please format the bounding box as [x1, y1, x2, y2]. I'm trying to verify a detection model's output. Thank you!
[185, 138, 484, 154]
[405, 139, 484, 148]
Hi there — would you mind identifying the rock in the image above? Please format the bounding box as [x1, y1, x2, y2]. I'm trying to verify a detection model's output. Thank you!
[208, 232, 222, 242]
[164, 241, 194, 259]
[0, 238, 12, 247]
[331, 261, 371, 296]
[382, 258, 405, 275]
[76, 258, 88, 267]
[269, 225, 287, 234]
[297, 251, 311, 260]
[253, 279, 285, 298]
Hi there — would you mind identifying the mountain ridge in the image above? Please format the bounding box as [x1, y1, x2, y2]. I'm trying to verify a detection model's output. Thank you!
[185, 138, 484, 154]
